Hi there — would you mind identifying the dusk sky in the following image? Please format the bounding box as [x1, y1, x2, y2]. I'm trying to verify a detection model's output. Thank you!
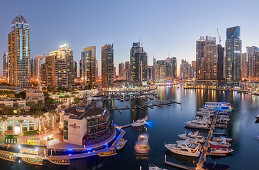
[0, 0, 259, 75]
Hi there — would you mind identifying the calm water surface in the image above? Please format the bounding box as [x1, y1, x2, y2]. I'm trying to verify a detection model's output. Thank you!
[3, 86, 259, 170]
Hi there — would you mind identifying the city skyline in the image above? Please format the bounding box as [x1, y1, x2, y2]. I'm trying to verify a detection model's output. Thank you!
[1, 0, 259, 76]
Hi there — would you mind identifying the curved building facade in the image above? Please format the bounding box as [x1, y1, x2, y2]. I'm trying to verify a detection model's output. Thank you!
[8, 15, 31, 87]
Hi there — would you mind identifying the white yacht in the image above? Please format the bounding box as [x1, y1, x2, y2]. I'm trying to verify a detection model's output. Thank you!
[132, 116, 148, 127]
[134, 134, 150, 154]
[185, 119, 210, 130]
[176, 138, 200, 145]
[165, 141, 201, 157]
[212, 137, 232, 143]
[196, 111, 214, 117]
[256, 114, 259, 120]
[178, 131, 205, 143]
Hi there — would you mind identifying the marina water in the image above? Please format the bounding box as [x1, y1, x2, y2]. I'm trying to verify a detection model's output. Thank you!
[2, 85, 259, 170]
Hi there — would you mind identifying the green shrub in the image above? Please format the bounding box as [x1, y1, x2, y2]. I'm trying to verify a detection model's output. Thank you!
[23, 130, 39, 136]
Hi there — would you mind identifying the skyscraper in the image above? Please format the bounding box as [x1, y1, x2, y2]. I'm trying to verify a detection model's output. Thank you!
[8, 14, 31, 87]
[36, 55, 46, 81]
[49, 43, 76, 87]
[196, 36, 217, 81]
[101, 44, 114, 87]
[180, 59, 191, 79]
[41, 55, 56, 87]
[154, 59, 173, 81]
[241, 53, 247, 80]
[204, 36, 217, 80]
[217, 44, 224, 81]
[80, 46, 96, 86]
[192, 61, 196, 78]
[124, 61, 130, 81]
[119, 62, 125, 79]
[171, 57, 177, 79]
[225, 26, 242, 84]
[247, 46, 259, 81]
[3, 52, 8, 78]
[130, 42, 147, 84]
[196, 36, 206, 80]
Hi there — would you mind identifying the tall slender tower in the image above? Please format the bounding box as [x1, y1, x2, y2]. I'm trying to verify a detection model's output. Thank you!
[130, 42, 147, 84]
[196, 36, 206, 80]
[36, 55, 46, 81]
[101, 44, 114, 87]
[8, 14, 31, 87]
[225, 26, 242, 84]
[80, 46, 96, 86]
[3, 52, 8, 78]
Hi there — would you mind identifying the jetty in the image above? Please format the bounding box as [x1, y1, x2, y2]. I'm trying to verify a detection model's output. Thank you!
[164, 155, 195, 170]
[108, 100, 181, 112]
[196, 116, 217, 169]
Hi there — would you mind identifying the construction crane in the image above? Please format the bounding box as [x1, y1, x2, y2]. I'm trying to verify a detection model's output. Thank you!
[217, 28, 221, 45]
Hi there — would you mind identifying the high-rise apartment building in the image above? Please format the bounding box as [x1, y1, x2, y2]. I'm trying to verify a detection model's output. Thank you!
[119, 62, 125, 79]
[41, 44, 76, 87]
[247, 46, 259, 81]
[180, 59, 191, 79]
[217, 44, 224, 81]
[80, 46, 96, 86]
[241, 53, 247, 80]
[8, 14, 31, 87]
[124, 61, 130, 81]
[41, 55, 56, 87]
[147, 66, 153, 81]
[196, 36, 217, 80]
[225, 26, 242, 84]
[3, 52, 8, 78]
[101, 44, 114, 87]
[49, 43, 76, 87]
[192, 61, 196, 78]
[36, 55, 46, 81]
[204, 36, 217, 80]
[196, 36, 206, 80]
[171, 57, 177, 79]
[130, 42, 147, 84]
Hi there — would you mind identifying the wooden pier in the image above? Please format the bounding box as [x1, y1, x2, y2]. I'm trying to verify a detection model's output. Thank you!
[196, 116, 217, 170]
[164, 155, 195, 170]
[108, 100, 181, 112]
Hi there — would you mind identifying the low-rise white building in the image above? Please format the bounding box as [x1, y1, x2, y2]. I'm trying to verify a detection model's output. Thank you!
[63, 105, 115, 147]
[26, 88, 45, 104]
[0, 98, 26, 108]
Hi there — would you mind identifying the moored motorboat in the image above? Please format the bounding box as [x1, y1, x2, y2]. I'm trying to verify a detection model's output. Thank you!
[134, 134, 150, 154]
[207, 147, 233, 156]
[256, 114, 259, 120]
[212, 137, 232, 143]
[132, 116, 148, 127]
[210, 141, 231, 148]
[98, 148, 117, 157]
[176, 138, 200, 145]
[48, 157, 70, 166]
[164, 141, 201, 157]
[21, 157, 43, 166]
[185, 119, 210, 130]
[116, 138, 127, 150]
[0, 152, 16, 162]
[179, 131, 203, 139]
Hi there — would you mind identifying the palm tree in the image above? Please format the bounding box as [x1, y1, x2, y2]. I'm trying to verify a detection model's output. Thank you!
[18, 120, 24, 136]
[0, 116, 8, 134]
[33, 110, 44, 132]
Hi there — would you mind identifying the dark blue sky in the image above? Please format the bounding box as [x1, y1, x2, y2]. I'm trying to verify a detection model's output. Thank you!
[0, 0, 259, 75]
